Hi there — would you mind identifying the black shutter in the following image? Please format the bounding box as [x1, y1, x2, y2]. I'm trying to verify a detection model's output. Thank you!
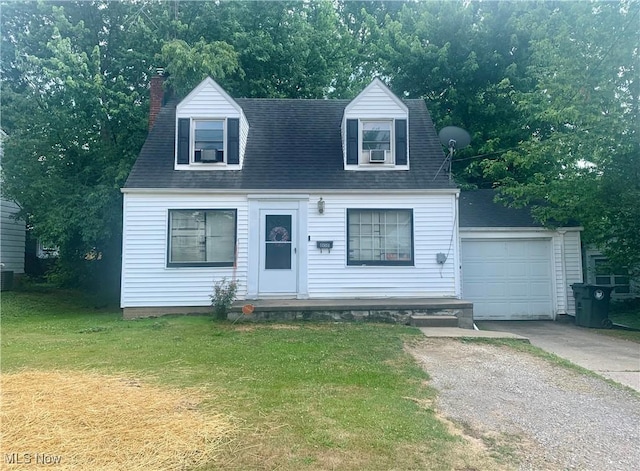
[346, 119, 359, 165]
[395, 119, 407, 165]
[226, 118, 240, 165]
[177, 118, 190, 164]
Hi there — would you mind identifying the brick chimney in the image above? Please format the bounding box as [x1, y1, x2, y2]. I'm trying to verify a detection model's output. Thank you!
[149, 68, 165, 131]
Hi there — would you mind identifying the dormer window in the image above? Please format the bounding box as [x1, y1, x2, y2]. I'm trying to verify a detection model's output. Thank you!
[176, 117, 240, 167]
[345, 118, 407, 167]
[194, 120, 224, 163]
[343, 78, 409, 170]
[362, 121, 391, 163]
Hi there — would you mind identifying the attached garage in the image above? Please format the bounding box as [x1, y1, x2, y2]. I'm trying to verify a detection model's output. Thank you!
[459, 190, 583, 320]
[461, 239, 554, 320]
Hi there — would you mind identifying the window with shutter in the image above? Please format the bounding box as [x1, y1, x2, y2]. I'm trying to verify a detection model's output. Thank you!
[176, 117, 241, 166]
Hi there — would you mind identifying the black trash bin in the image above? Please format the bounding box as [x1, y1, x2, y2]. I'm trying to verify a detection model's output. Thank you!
[571, 283, 614, 328]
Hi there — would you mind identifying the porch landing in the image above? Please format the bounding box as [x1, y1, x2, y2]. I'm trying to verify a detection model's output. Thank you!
[229, 298, 474, 329]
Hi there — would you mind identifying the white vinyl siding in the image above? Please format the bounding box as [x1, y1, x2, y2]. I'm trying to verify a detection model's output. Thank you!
[239, 113, 249, 167]
[121, 193, 248, 308]
[176, 80, 242, 118]
[0, 199, 25, 274]
[306, 193, 457, 298]
[121, 191, 459, 308]
[562, 231, 583, 314]
[344, 81, 407, 119]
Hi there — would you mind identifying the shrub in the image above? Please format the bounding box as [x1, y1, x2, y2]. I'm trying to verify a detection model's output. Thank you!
[210, 278, 238, 320]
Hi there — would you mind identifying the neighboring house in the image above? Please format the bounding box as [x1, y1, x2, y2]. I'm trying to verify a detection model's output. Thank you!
[459, 190, 583, 320]
[121, 76, 584, 320]
[0, 198, 26, 284]
[583, 248, 638, 301]
[0, 130, 26, 288]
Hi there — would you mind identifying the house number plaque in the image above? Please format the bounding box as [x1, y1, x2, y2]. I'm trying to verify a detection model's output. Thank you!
[316, 241, 333, 253]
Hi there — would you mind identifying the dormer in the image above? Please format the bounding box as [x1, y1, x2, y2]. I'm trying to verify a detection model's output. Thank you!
[175, 77, 248, 170]
[343, 79, 409, 170]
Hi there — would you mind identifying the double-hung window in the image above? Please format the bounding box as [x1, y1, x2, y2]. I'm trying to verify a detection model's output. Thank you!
[347, 209, 413, 265]
[177, 117, 240, 166]
[168, 209, 237, 266]
[194, 120, 224, 163]
[594, 258, 630, 294]
[362, 121, 391, 163]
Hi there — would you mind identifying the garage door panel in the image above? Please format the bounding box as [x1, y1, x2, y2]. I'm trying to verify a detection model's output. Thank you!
[462, 239, 554, 320]
[509, 282, 531, 296]
[528, 260, 551, 274]
[507, 264, 529, 277]
[463, 262, 486, 277]
[464, 282, 504, 298]
[527, 242, 551, 257]
[507, 242, 528, 256]
[474, 242, 508, 257]
[483, 262, 506, 277]
[528, 281, 551, 292]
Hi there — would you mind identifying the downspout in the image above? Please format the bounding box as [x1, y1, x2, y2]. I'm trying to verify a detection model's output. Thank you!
[454, 192, 461, 299]
[558, 230, 568, 319]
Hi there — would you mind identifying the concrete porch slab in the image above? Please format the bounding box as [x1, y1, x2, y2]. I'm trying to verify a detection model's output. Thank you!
[229, 297, 474, 328]
[231, 297, 472, 311]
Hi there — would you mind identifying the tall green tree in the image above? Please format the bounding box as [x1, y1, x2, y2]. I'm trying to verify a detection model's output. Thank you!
[1, 1, 155, 291]
[481, 1, 640, 275]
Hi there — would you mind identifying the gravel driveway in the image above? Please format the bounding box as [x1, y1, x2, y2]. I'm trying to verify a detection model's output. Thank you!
[407, 339, 640, 471]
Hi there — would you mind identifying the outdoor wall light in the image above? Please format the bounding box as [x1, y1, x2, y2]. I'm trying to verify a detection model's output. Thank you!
[317, 197, 325, 214]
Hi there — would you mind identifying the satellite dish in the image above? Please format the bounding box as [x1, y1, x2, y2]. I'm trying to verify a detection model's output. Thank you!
[434, 126, 471, 181]
[438, 126, 471, 150]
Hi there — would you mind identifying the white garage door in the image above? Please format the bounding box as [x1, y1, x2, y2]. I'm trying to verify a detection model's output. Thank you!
[462, 239, 554, 320]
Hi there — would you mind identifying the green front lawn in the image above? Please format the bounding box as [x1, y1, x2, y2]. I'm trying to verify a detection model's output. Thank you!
[0, 290, 505, 470]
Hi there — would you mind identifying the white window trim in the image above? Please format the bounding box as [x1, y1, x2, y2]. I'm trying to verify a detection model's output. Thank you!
[167, 208, 237, 267]
[174, 116, 242, 171]
[346, 208, 414, 266]
[359, 119, 395, 166]
[191, 117, 226, 165]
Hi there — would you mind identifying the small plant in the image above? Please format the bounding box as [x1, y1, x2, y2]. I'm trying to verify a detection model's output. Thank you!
[210, 278, 238, 320]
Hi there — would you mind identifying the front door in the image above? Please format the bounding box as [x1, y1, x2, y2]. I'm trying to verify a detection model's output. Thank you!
[258, 210, 298, 295]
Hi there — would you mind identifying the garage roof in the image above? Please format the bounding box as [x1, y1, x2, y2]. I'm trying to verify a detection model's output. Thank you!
[459, 190, 543, 228]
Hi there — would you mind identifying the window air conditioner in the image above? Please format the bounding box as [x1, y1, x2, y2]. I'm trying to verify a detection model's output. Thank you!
[369, 149, 387, 163]
[200, 149, 223, 162]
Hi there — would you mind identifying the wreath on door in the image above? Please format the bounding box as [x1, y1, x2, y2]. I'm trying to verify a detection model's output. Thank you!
[269, 226, 290, 242]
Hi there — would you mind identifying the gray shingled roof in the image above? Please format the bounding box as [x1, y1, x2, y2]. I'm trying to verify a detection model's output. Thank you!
[124, 98, 456, 190]
[459, 190, 541, 227]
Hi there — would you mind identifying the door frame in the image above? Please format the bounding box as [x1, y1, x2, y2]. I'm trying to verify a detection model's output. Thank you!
[246, 195, 309, 299]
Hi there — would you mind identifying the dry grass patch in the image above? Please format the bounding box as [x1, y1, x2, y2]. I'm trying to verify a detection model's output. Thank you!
[0, 370, 236, 470]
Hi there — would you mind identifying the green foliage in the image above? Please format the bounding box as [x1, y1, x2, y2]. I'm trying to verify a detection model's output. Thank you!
[1, 1, 151, 293]
[161, 39, 242, 97]
[210, 278, 238, 320]
[2, 0, 638, 287]
[480, 1, 640, 275]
